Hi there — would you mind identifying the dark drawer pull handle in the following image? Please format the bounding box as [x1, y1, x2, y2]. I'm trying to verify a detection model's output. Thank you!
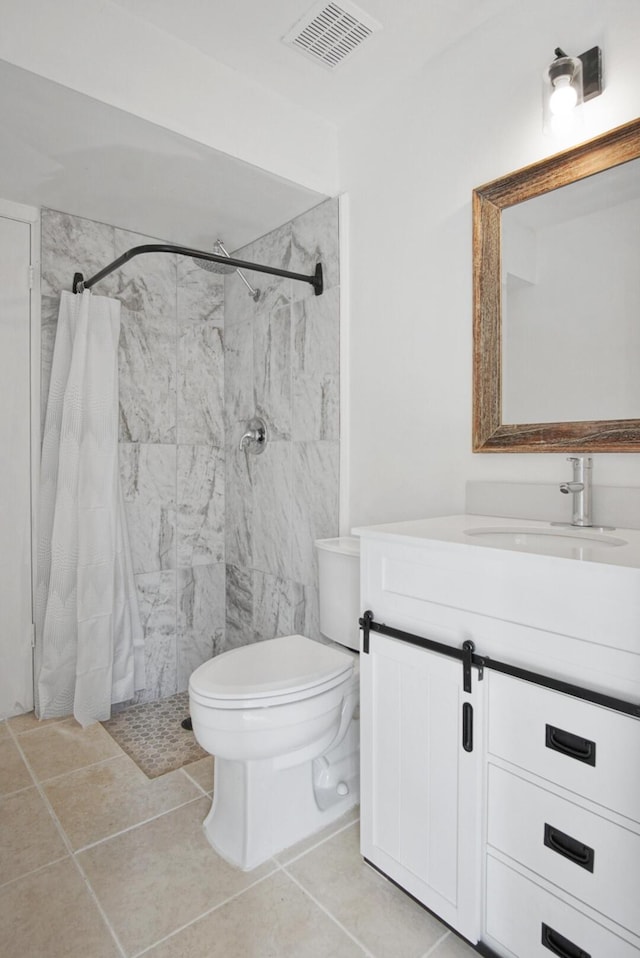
[544, 823, 595, 872]
[542, 922, 591, 958]
[546, 724, 596, 767]
[462, 702, 473, 752]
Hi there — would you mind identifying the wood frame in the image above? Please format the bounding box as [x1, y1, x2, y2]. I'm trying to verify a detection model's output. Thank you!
[473, 117, 640, 452]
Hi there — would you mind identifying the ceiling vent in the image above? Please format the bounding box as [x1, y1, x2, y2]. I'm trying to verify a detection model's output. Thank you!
[282, 1, 381, 70]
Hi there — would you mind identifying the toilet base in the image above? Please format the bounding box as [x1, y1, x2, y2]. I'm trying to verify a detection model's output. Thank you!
[203, 723, 360, 871]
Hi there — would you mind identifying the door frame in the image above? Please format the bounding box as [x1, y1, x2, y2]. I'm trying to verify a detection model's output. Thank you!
[0, 197, 41, 711]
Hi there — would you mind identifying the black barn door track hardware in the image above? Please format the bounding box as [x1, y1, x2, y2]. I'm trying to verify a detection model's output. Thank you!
[359, 611, 640, 718]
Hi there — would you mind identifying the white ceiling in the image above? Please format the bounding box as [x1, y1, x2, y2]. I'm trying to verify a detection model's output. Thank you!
[0, 60, 323, 251]
[109, 0, 513, 126]
[0, 0, 514, 250]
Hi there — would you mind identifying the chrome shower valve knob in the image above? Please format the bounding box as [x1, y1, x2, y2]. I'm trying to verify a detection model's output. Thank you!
[239, 417, 267, 454]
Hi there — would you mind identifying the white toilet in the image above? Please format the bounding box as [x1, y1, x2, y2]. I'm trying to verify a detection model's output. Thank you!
[189, 537, 360, 870]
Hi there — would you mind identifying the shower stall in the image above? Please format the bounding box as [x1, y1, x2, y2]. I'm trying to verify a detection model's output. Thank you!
[40, 197, 341, 707]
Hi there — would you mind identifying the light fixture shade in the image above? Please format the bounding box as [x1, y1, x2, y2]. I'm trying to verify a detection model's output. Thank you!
[543, 52, 584, 134]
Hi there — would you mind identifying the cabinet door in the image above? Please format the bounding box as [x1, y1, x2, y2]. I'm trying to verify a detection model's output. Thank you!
[360, 632, 483, 943]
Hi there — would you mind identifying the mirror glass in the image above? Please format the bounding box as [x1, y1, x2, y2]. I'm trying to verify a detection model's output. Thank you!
[473, 117, 640, 452]
[502, 157, 640, 424]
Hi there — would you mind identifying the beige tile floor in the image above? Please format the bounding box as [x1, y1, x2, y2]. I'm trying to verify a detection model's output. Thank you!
[0, 713, 478, 958]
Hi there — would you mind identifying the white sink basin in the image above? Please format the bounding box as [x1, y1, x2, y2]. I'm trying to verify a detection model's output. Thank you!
[463, 526, 627, 558]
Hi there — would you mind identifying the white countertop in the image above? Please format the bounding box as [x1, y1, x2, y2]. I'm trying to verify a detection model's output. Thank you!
[353, 514, 640, 569]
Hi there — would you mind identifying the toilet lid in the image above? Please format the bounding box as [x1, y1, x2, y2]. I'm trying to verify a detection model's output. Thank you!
[189, 634, 353, 701]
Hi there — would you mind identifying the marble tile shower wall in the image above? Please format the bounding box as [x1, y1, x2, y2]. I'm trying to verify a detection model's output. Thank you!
[224, 198, 340, 649]
[40, 209, 226, 704]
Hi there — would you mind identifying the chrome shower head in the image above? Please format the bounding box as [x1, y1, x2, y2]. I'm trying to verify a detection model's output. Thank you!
[192, 240, 261, 301]
[191, 256, 235, 275]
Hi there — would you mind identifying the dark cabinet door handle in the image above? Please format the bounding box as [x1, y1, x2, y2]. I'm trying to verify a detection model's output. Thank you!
[462, 702, 473, 752]
[544, 823, 595, 872]
[546, 724, 596, 766]
[542, 922, 591, 958]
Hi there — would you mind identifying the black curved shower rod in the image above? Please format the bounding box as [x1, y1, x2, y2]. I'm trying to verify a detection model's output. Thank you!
[72, 243, 324, 296]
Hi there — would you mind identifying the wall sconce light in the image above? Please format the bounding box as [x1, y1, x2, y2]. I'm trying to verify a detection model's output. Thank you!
[543, 46, 603, 132]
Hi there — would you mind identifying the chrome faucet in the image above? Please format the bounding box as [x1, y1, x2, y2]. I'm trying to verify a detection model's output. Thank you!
[559, 456, 592, 527]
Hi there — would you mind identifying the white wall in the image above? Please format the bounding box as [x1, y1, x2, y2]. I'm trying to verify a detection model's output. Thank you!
[0, 0, 338, 197]
[340, 0, 640, 528]
[0, 198, 40, 718]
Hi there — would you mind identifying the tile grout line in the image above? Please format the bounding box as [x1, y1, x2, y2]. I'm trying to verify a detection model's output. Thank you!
[7, 718, 205, 794]
[69, 831, 128, 954]
[5, 720, 370, 957]
[26, 750, 126, 786]
[5, 716, 67, 736]
[0, 781, 38, 801]
[7, 724, 129, 958]
[7, 719, 281, 957]
[132, 812, 362, 956]
[130, 861, 284, 958]
[274, 814, 360, 868]
[129, 810, 361, 954]
[421, 929, 453, 957]
[282, 864, 376, 958]
[74, 793, 208, 853]
[179, 763, 213, 797]
[0, 853, 70, 892]
[6, 711, 128, 758]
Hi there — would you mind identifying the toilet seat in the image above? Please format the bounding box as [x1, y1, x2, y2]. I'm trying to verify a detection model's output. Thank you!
[189, 634, 354, 710]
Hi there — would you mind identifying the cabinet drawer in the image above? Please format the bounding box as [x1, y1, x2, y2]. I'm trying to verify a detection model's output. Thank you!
[485, 855, 639, 958]
[488, 671, 640, 823]
[487, 765, 640, 937]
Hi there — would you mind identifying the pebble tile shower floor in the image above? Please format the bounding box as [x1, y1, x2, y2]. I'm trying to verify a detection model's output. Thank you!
[0, 712, 476, 958]
[102, 692, 207, 778]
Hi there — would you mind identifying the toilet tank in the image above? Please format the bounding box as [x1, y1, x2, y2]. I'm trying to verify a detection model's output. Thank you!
[315, 537, 360, 652]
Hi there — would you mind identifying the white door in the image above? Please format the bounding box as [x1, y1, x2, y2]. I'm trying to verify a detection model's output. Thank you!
[0, 202, 38, 719]
[360, 632, 484, 943]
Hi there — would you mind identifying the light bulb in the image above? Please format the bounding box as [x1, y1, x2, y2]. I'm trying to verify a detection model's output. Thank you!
[549, 74, 578, 116]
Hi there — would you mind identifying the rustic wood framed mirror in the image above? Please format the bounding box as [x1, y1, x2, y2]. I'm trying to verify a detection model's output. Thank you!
[473, 117, 640, 452]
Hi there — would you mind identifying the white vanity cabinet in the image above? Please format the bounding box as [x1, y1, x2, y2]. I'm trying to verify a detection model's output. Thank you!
[356, 516, 640, 958]
[484, 672, 640, 958]
[360, 628, 484, 943]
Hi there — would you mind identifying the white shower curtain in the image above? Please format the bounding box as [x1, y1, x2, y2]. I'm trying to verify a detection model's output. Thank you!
[35, 290, 144, 726]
